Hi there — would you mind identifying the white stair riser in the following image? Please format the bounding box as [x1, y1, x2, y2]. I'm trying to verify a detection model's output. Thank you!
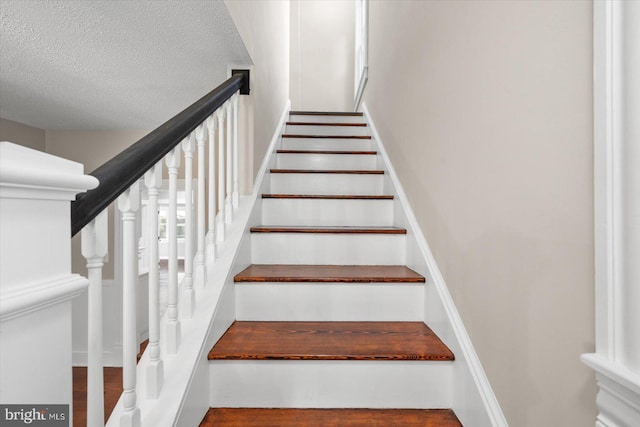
[251, 233, 406, 265]
[288, 115, 366, 124]
[262, 199, 394, 226]
[270, 173, 384, 195]
[285, 125, 369, 136]
[236, 282, 424, 321]
[281, 138, 373, 151]
[210, 360, 453, 408]
[277, 153, 378, 170]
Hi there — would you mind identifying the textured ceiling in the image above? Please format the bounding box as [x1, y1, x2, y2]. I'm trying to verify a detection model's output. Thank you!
[0, 0, 251, 130]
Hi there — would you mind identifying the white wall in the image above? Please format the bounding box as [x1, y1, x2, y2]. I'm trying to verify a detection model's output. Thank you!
[224, 0, 290, 180]
[290, 0, 355, 111]
[362, 1, 595, 426]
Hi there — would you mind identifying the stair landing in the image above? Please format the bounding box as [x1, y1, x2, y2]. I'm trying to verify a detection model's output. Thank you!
[200, 408, 463, 427]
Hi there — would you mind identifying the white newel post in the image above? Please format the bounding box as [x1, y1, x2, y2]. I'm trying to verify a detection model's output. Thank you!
[181, 134, 196, 318]
[117, 182, 141, 427]
[582, 2, 640, 427]
[0, 142, 97, 423]
[164, 146, 181, 354]
[195, 123, 207, 285]
[81, 210, 108, 426]
[206, 115, 217, 262]
[224, 100, 233, 224]
[232, 93, 240, 208]
[143, 163, 163, 398]
[216, 107, 226, 242]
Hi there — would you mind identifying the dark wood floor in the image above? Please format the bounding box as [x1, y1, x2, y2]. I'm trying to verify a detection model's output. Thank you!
[234, 264, 425, 283]
[72, 367, 122, 426]
[200, 408, 463, 427]
[208, 321, 454, 361]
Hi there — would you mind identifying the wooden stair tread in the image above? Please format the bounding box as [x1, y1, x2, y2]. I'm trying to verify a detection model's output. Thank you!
[250, 226, 407, 234]
[270, 169, 383, 175]
[290, 111, 364, 116]
[262, 194, 393, 200]
[208, 321, 454, 361]
[277, 149, 377, 155]
[282, 134, 371, 139]
[200, 408, 462, 427]
[286, 121, 367, 127]
[234, 264, 425, 283]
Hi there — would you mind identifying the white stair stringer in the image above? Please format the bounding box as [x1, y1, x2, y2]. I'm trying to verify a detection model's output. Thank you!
[209, 360, 453, 409]
[285, 124, 370, 136]
[261, 198, 393, 227]
[235, 282, 425, 321]
[251, 232, 405, 265]
[270, 172, 384, 195]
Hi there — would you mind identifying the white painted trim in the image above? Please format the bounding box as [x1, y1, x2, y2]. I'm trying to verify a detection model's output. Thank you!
[361, 103, 507, 426]
[582, 354, 640, 427]
[0, 274, 88, 321]
[252, 100, 290, 194]
[353, 66, 368, 111]
[585, 2, 640, 425]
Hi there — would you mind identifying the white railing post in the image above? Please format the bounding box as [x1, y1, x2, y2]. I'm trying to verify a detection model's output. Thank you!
[206, 115, 217, 262]
[81, 210, 108, 427]
[215, 107, 226, 242]
[117, 182, 141, 427]
[181, 134, 196, 318]
[164, 146, 181, 354]
[225, 100, 233, 224]
[232, 92, 240, 208]
[195, 123, 207, 285]
[143, 163, 163, 398]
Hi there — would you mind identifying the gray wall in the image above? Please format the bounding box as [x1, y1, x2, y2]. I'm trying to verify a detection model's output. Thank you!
[363, 1, 596, 425]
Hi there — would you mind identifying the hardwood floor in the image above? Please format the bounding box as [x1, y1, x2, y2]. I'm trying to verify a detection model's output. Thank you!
[72, 367, 122, 426]
[208, 321, 454, 361]
[200, 408, 463, 427]
[234, 264, 425, 283]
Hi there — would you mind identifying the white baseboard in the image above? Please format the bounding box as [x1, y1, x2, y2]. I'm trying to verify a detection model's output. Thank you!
[361, 102, 507, 426]
[253, 100, 291, 194]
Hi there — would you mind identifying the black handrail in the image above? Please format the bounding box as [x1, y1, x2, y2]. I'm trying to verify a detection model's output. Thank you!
[71, 73, 245, 236]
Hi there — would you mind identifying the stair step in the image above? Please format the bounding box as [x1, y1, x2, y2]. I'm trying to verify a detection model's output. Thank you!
[200, 408, 462, 427]
[281, 137, 373, 150]
[283, 134, 371, 139]
[234, 264, 424, 283]
[271, 168, 382, 174]
[251, 231, 405, 265]
[290, 111, 364, 116]
[262, 196, 393, 226]
[286, 121, 368, 126]
[262, 193, 391, 199]
[208, 321, 454, 361]
[250, 226, 406, 234]
[277, 149, 376, 154]
[270, 170, 384, 195]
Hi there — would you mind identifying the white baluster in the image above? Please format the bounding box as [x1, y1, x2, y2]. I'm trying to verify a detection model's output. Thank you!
[81, 210, 108, 427]
[117, 182, 141, 427]
[215, 107, 226, 242]
[181, 134, 196, 318]
[206, 115, 217, 262]
[195, 124, 207, 285]
[232, 92, 240, 208]
[143, 163, 163, 398]
[164, 146, 181, 354]
[225, 100, 233, 224]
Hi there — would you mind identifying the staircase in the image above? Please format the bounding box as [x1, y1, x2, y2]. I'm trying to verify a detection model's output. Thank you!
[199, 111, 463, 426]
